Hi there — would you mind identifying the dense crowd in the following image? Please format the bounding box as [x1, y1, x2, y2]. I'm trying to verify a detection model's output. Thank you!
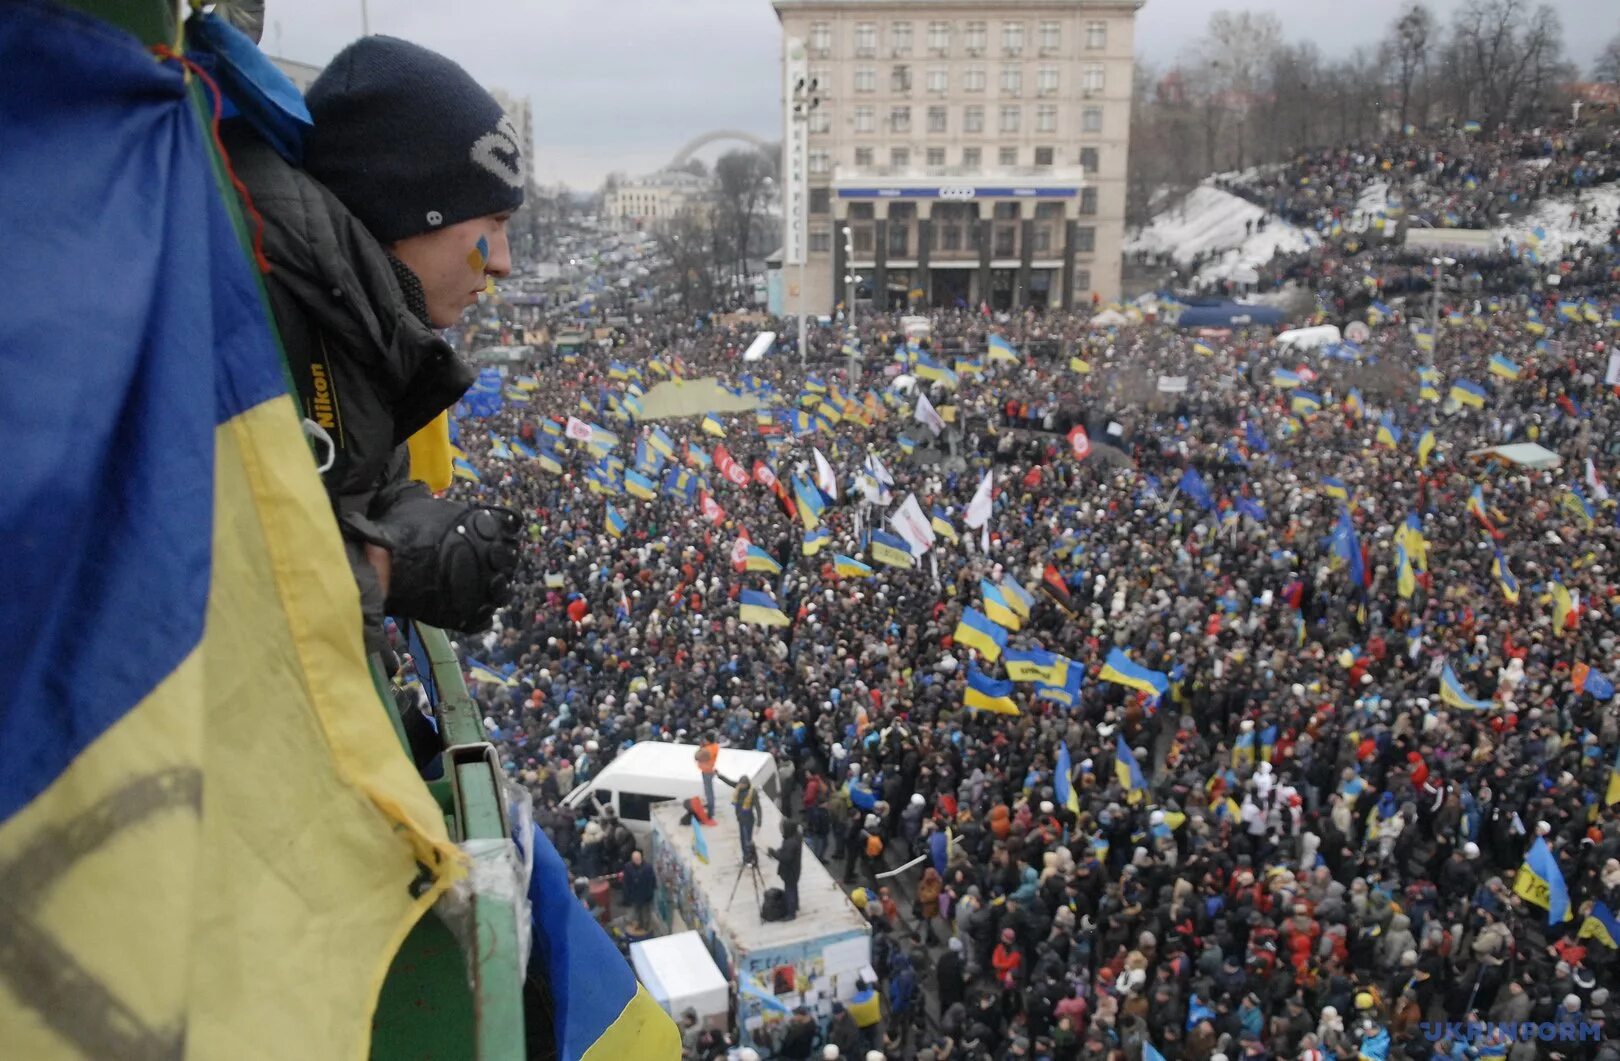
[387, 128, 1620, 1061]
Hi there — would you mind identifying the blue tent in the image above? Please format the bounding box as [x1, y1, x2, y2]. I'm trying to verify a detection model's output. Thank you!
[1173, 299, 1287, 329]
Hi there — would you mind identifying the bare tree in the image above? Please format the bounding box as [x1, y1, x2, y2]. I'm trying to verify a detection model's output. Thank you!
[1596, 33, 1620, 82]
[1446, 0, 1567, 129]
[713, 149, 774, 285]
[1197, 10, 1283, 172]
[1380, 2, 1435, 132]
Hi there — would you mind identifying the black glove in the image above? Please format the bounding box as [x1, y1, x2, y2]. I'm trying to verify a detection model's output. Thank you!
[372, 492, 520, 632]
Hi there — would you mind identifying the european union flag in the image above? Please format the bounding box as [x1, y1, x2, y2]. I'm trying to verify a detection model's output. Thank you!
[1177, 468, 1214, 511]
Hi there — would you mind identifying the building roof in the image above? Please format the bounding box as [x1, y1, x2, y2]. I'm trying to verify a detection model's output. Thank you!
[596, 741, 776, 790]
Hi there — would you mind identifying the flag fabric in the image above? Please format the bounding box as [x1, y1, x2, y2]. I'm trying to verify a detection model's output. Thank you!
[1114, 736, 1148, 804]
[1586, 457, 1611, 501]
[1099, 648, 1170, 700]
[1563, 484, 1596, 526]
[987, 333, 1020, 363]
[833, 554, 874, 578]
[964, 661, 1019, 715]
[1375, 418, 1401, 449]
[1070, 355, 1092, 374]
[738, 589, 791, 627]
[1396, 539, 1416, 599]
[793, 476, 827, 530]
[1056, 742, 1080, 815]
[1467, 484, 1498, 535]
[803, 527, 831, 555]
[1192, 340, 1215, 357]
[1271, 368, 1302, 388]
[1034, 661, 1085, 707]
[1005, 648, 1067, 685]
[738, 975, 793, 1017]
[812, 447, 840, 501]
[1579, 901, 1620, 948]
[1608, 747, 1620, 806]
[466, 659, 518, 687]
[1439, 663, 1492, 710]
[964, 471, 995, 528]
[889, 492, 937, 556]
[624, 468, 657, 501]
[1177, 468, 1214, 511]
[1488, 354, 1521, 381]
[1331, 507, 1366, 586]
[1001, 578, 1036, 618]
[1491, 549, 1520, 604]
[1321, 476, 1351, 502]
[605, 504, 627, 538]
[953, 607, 1008, 661]
[700, 413, 726, 437]
[743, 545, 782, 574]
[1417, 428, 1436, 469]
[0, 26, 485, 1058]
[1450, 380, 1487, 408]
[1551, 580, 1576, 634]
[914, 392, 946, 436]
[868, 529, 916, 569]
[1291, 391, 1323, 416]
[453, 456, 482, 482]
[931, 506, 958, 543]
[980, 580, 1023, 631]
[1513, 837, 1573, 923]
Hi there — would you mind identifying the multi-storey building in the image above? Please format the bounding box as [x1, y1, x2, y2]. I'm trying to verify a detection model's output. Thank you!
[772, 0, 1142, 314]
[600, 171, 715, 233]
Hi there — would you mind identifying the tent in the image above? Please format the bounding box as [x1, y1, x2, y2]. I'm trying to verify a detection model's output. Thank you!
[630, 931, 729, 1027]
[1172, 299, 1287, 329]
[1089, 308, 1128, 328]
[1274, 325, 1342, 351]
[1467, 443, 1563, 470]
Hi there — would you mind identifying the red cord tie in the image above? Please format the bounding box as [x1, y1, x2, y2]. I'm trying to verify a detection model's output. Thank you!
[152, 44, 272, 276]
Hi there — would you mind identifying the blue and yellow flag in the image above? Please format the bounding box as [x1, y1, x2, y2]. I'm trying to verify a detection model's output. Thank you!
[953, 607, 1008, 661]
[1579, 900, 1620, 948]
[738, 589, 792, 627]
[833, 553, 874, 578]
[1005, 647, 1067, 685]
[987, 333, 1020, 363]
[0, 22, 476, 1056]
[1192, 340, 1215, 357]
[980, 579, 1023, 630]
[1099, 648, 1169, 701]
[1114, 736, 1147, 804]
[1056, 741, 1080, 815]
[700, 413, 726, 438]
[964, 662, 1019, 715]
[931, 506, 958, 543]
[868, 529, 915, 569]
[1416, 428, 1436, 468]
[1491, 549, 1520, 604]
[803, 527, 831, 556]
[605, 504, 628, 538]
[1439, 663, 1492, 710]
[1291, 391, 1323, 416]
[1514, 837, 1573, 924]
[1450, 380, 1487, 408]
[1375, 417, 1401, 449]
[1271, 367, 1302, 388]
[1001, 577, 1036, 619]
[1488, 354, 1521, 381]
[1321, 476, 1351, 501]
[1035, 660, 1084, 707]
[744, 545, 782, 574]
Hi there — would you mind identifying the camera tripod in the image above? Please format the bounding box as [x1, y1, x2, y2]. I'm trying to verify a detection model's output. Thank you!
[727, 850, 769, 910]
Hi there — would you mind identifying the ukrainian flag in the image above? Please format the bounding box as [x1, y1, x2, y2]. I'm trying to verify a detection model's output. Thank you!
[1099, 648, 1169, 700]
[1419, 382, 1441, 403]
[1439, 663, 1492, 710]
[1580, 901, 1620, 948]
[407, 411, 455, 492]
[1415, 328, 1434, 352]
[686, 442, 711, 468]
[537, 448, 564, 476]
[700, 413, 726, 438]
[1192, 341, 1215, 357]
[466, 659, 518, 687]
[1291, 391, 1322, 416]
[1417, 428, 1436, 468]
[605, 504, 627, 537]
[453, 457, 482, 482]
[1563, 485, 1596, 526]
[1005, 648, 1066, 685]
[803, 527, 831, 556]
[1488, 354, 1521, 381]
[0, 26, 491, 1056]
[897, 435, 918, 455]
[1396, 539, 1416, 599]
[624, 468, 657, 501]
[869, 529, 915, 569]
[1001, 578, 1036, 619]
[1344, 388, 1364, 419]
[1551, 580, 1576, 634]
[1114, 736, 1148, 805]
[1271, 368, 1302, 388]
[1056, 741, 1080, 815]
[987, 333, 1020, 363]
[931, 506, 958, 542]
[1450, 380, 1486, 408]
[1526, 310, 1547, 335]
[1321, 476, 1350, 501]
[738, 589, 792, 627]
[744, 545, 783, 574]
[794, 476, 827, 530]
[1608, 747, 1620, 806]
[1034, 661, 1084, 707]
[1492, 549, 1520, 604]
[964, 662, 1019, 715]
[953, 607, 1008, 661]
[1375, 418, 1401, 449]
[1514, 837, 1573, 923]
[956, 356, 984, 376]
[834, 553, 874, 578]
[981, 580, 1022, 630]
[1070, 355, 1093, 374]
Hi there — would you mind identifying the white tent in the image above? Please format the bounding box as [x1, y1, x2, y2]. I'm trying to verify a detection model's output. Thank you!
[630, 931, 729, 1026]
[889, 373, 918, 394]
[1274, 324, 1342, 351]
[1467, 443, 1563, 470]
[1090, 309, 1128, 328]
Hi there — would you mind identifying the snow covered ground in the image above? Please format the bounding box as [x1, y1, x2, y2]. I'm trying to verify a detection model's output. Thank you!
[1498, 184, 1620, 259]
[1126, 183, 1317, 286]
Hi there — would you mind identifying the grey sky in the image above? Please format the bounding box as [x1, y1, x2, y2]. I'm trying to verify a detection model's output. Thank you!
[264, 0, 1617, 190]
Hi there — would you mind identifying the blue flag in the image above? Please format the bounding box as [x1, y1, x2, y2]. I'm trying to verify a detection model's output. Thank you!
[1178, 468, 1214, 511]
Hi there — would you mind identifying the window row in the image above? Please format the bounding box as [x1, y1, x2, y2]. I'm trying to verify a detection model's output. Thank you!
[843, 104, 1105, 137]
[812, 221, 1100, 257]
[843, 63, 1106, 96]
[811, 19, 1107, 57]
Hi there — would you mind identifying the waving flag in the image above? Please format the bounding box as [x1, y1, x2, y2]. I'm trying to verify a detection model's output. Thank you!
[964, 662, 1019, 715]
[1099, 648, 1169, 701]
[931, 506, 958, 543]
[1055, 741, 1080, 815]
[1514, 837, 1573, 924]
[980, 580, 1022, 631]
[868, 529, 915, 569]
[833, 554, 874, 578]
[987, 333, 1020, 363]
[1177, 468, 1214, 511]
[914, 392, 946, 436]
[738, 589, 791, 627]
[1450, 380, 1487, 408]
[1439, 663, 1492, 710]
[953, 607, 1008, 661]
[1416, 428, 1436, 469]
[1035, 661, 1084, 707]
[803, 527, 831, 555]
[1005, 648, 1066, 685]
[1466, 484, 1498, 536]
[0, 23, 489, 1057]
[1271, 368, 1302, 388]
[1114, 736, 1148, 805]
[812, 447, 840, 501]
[1491, 549, 1520, 604]
[964, 470, 995, 529]
[1488, 354, 1521, 381]
[744, 545, 782, 575]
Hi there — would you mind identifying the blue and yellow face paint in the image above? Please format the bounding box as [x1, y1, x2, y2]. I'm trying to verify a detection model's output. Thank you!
[466, 234, 490, 272]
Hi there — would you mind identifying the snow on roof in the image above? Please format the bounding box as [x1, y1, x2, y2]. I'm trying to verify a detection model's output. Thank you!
[1126, 183, 1316, 287]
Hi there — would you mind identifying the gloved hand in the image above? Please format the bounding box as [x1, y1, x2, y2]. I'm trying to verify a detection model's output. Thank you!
[371, 492, 520, 632]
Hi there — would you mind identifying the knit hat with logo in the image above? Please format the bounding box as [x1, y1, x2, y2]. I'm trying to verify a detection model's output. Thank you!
[303, 36, 525, 243]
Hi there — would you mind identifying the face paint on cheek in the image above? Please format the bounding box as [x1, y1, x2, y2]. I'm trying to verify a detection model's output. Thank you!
[466, 234, 490, 272]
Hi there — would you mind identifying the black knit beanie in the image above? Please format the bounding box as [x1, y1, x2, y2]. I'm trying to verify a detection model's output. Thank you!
[303, 36, 526, 244]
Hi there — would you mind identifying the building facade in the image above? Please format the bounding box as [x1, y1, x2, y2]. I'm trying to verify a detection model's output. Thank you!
[488, 89, 536, 184]
[600, 171, 715, 232]
[772, 0, 1142, 314]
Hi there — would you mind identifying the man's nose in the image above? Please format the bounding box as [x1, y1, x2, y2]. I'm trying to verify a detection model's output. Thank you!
[486, 225, 513, 276]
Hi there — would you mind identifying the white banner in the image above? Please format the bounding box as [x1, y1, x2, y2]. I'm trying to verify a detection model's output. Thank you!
[1157, 375, 1189, 393]
[1606, 351, 1620, 386]
[914, 392, 945, 436]
[889, 492, 936, 556]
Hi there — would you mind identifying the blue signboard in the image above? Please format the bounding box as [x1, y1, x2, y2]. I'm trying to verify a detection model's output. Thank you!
[835, 185, 1077, 199]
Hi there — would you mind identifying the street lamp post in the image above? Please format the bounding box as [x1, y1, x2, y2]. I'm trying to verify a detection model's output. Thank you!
[790, 75, 821, 369]
[1429, 255, 1454, 360]
[842, 226, 859, 385]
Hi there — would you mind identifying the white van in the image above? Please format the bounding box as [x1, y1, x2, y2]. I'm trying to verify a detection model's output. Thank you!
[561, 742, 779, 846]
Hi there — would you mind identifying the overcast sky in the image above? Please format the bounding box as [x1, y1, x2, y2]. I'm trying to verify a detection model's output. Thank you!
[264, 0, 1617, 190]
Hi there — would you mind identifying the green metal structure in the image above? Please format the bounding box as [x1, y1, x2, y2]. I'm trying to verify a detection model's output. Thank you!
[57, 2, 528, 1056]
